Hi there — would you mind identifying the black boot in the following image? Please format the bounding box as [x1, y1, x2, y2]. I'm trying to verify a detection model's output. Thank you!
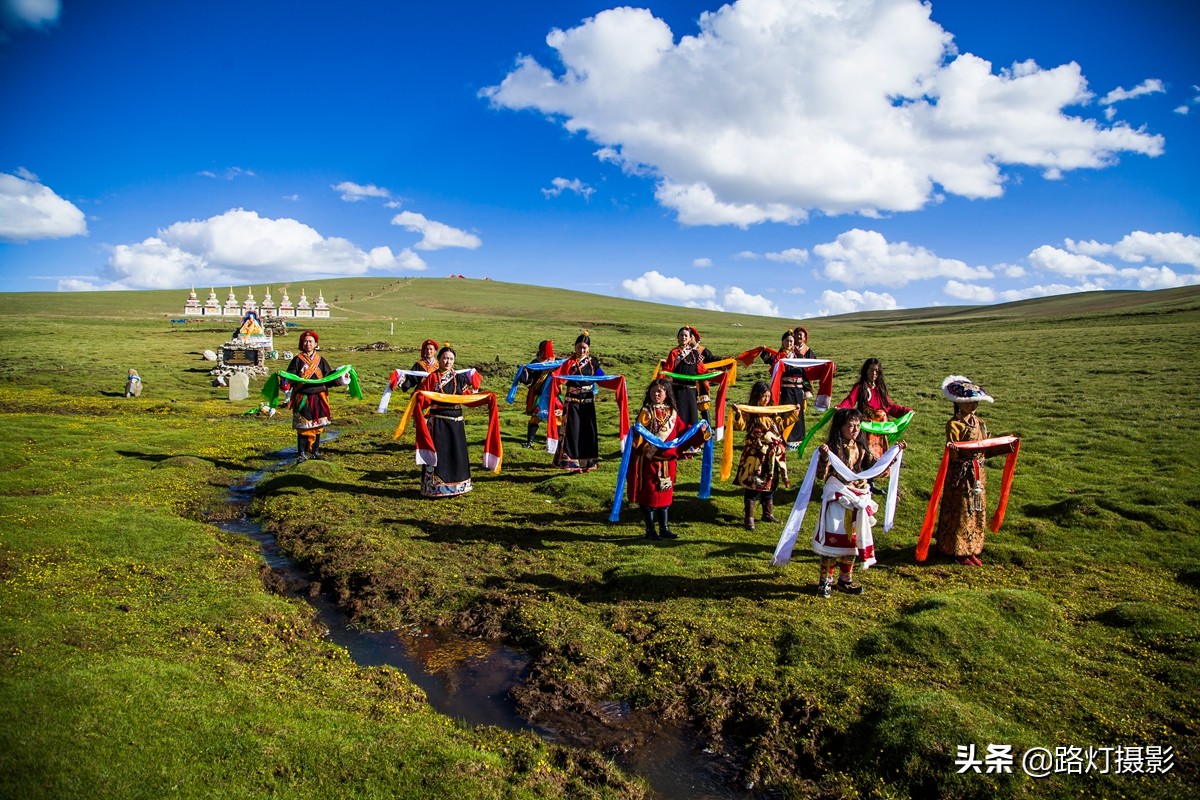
[296, 433, 308, 463]
[641, 506, 658, 539]
[658, 507, 678, 539]
[762, 493, 779, 523]
[523, 422, 538, 449]
[310, 435, 323, 460]
[744, 495, 756, 531]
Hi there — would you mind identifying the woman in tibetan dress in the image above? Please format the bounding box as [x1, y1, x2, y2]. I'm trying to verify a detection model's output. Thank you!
[760, 326, 817, 448]
[934, 375, 994, 565]
[282, 329, 347, 462]
[552, 332, 604, 472]
[418, 345, 478, 497]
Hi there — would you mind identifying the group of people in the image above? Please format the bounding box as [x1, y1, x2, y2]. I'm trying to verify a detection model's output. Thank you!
[270, 326, 1005, 596]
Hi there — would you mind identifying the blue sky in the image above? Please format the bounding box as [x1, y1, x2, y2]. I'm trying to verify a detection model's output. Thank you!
[1, 0, 1197, 318]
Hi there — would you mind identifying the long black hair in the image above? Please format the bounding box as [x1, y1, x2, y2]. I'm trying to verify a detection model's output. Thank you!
[749, 380, 771, 406]
[853, 358, 892, 414]
[641, 377, 678, 411]
[826, 407, 872, 467]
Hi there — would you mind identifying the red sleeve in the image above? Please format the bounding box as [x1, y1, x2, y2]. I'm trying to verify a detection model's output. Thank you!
[836, 384, 860, 409]
[664, 349, 679, 372]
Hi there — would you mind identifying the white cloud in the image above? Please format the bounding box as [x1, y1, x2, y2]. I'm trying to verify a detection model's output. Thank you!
[996, 281, 1106, 302]
[483, 0, 1163, 226]
[200, 166, 255, 180]
[1065, 231, 1200, 268]
[1, 0, 60, 31]
[943, 280, 995, 302]
[765, 248, 809, 265]
[542, 177, 595, 200]
[721, 286, 779, 316]
[391, 211, 482, 250]
[621, 270, 716, 303]
[692, 257, 713, 267]
[1175, 105, 1190, 115]
[58, 208, 425, 291]
[734, 250, 758, 260]
[334, 181, 391, 202]
[1117, 266, 1200, 290]
[1100, 79, 1165, 106]
[1112, 232, 1200, 268]
[0, 171, 87, 242]
[1001, 264, 1026, 278]
[1028, 245, 1116, 276]
[816, 288, 899, 316]
[813, 229, 992, 287]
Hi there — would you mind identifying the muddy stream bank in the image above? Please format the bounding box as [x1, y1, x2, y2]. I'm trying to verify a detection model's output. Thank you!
[222, 447, 760, 800]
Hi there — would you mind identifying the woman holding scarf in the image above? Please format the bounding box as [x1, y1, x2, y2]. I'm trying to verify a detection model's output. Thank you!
[399, 338, 440, 391]
[552, 332, 605, 472]
[281, 329, 350, 462]
[760, 327, 817, 449]
[417, 345, 482, 497]
[663, 326, 708, 428]
[837, 358, 911, 464]
[516, 339, 557, 448]
[628, 378, 695, 539]
[934, 376, 994, 565]
[733, 381, 800, 531]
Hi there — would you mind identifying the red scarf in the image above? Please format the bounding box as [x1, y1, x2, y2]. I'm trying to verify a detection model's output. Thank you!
[915, 435, 1020, 562]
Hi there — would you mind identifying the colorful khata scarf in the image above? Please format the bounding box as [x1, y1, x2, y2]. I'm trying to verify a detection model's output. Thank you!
[609, 419, 713, 522]
[861, 410, 915, 445]
[504, 358, 567, 413]
[768, 358, 835, 411]
[545, 374, 630, 454]
[393, 390, 503, 473]
[770, 444, 905, 566]
[659, 367, 731, 440]
[721, 403, 801, 481]
[377, 367, 478, 413]
[915, 435, 1020, 562]
[262, 365, 363, 408]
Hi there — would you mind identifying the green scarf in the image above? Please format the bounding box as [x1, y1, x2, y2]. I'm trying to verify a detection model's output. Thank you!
[262, 365, 363, 408]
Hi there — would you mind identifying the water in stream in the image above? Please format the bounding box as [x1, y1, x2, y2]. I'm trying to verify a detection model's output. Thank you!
[222, 448, 759, 800]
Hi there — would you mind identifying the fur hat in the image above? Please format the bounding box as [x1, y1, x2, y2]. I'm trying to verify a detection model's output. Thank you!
[942, 375, 994, 403]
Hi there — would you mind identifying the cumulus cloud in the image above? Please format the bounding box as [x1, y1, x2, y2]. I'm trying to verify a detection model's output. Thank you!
[391, 211, 482, 250]
[813, 229, 992, 287]
[621, 270, 716, 304]
[0, 170, 87, 242]
[1116, 266, 1200, 290]
[765, 248, 809, 265]
[620, 270, 779, 316]
[334, 181, 391, 202]
[542, 177, 595, 200]
[816, 288, 899, 316]
[996, 281, 1106, 302]
[1, 0, 59, 33]
[721, 286, 780, 316]
[59, 208, 425, 291]
[693, 257, 713, 267]
[1067, 231, 1200, 268]
[1028, 245, 1116, 276]
[483, 0, 1163, 226]
[1100, 79, 1165, 106]
[943, 280, 996, 303]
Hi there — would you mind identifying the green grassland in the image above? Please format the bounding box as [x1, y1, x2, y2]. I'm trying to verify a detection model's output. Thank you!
[2, 278, 1199, 799]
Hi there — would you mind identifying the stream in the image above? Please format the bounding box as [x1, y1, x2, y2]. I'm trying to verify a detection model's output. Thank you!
[220, 447, 760, 800]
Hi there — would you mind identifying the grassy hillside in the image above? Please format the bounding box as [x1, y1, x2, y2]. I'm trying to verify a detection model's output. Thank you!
[2, 280, 1199, 799]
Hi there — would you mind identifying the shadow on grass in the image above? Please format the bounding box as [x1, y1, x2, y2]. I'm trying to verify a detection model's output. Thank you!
[117, 449, 265, 472]
[492, 567, 805, 603]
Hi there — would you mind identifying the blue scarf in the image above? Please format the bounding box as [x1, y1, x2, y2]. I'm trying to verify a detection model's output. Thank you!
[609, 419, 712, 522]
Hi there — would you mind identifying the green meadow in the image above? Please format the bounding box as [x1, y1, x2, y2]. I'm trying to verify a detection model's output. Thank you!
[1, 278, 1198, 799]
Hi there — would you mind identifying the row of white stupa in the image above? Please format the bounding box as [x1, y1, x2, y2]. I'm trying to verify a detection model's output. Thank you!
[183, 287, 330, 318]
